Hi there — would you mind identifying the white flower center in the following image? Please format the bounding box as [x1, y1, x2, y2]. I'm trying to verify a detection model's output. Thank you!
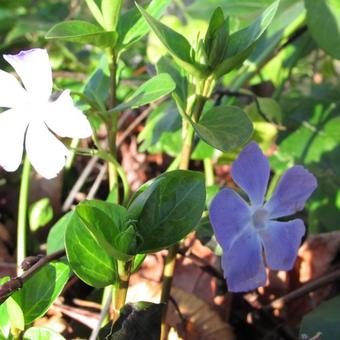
[252, 207, 269, 230]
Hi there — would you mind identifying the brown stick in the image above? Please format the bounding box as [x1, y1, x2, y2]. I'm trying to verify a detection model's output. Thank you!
[0, 249, 66, 305]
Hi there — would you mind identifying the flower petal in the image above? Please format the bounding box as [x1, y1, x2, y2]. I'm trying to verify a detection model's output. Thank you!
[231, 142, 270, 207]
[25, 121, 68, 179]
[44, 90, 92, 138]
[4, 49, 52, 100]
[209, 188, 251, 254]
[265, 166, 317, 219]
[0, 70, 27, 108]
[223, 227, 266, 292]
[0, 109, 28, 171]
[260, 219, 305, 270]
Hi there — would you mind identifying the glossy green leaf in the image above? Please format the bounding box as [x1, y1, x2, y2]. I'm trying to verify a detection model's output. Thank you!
[300, 295, 340, 340]
[102, 0, 122, 31]
[99, 302, 162, 340]
[29, 198, 53, 232]
[6, 297, 24, 332]
[305, 0, 340, 59]
[128, 170, 206, 252]
[23, 327, 66, 340]
[193, 105, 253, 152]
[12, 259, 71, 324]
[117, 0, 171, 50]
[46, 20, 117, 47]
[85, 0, 105, 27]
[214, 0, 279, 77]
[47, 212, 72, 254]
[111, 73, 176, 112]
[136, 3, 206, 77]
[64, 201, 130, 287]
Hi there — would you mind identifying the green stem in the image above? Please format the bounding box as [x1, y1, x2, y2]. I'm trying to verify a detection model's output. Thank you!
[17, 155, 31, 275]
[203, 158, 214, 186]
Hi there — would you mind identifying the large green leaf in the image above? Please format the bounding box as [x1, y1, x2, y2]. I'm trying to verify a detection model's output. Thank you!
[117, 0, 171, 50]
[101, 0, 122, 31]
[99, 302, 162, 340]
[305, 0, 340, 59]
[300, 295, 340, 340]
[46, 20, 117, 47]
[193, 105, 253, 152]
[136, 3, 207, 78]
[23, 327, 66, 340]
[128, 170, 206, 252]
[64, 203, 123, 288]
[12, 259, 71, 324]
[214, 0, 279, 77]
[111, 73, 176, 112]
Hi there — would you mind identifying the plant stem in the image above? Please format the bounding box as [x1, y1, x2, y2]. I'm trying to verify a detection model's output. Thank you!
[17, 155, 31, 275]
[203, 158, 214, 186]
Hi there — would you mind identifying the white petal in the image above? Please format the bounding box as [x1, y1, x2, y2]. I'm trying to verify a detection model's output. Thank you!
[25, 120, 68, 179]
[44, 90, 92, 138]
[0, 70, 27, 108]
[4, 49, 52, 100]
[0, 109, 28, 171]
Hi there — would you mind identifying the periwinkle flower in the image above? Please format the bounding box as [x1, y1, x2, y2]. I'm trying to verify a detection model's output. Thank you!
[209, 142, 317, 292]
[0, 48, 92, 179]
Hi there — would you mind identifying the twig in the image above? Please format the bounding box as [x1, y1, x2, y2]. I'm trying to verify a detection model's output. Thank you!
[262, 267, 340, 311]
[0, 249, 66, 305]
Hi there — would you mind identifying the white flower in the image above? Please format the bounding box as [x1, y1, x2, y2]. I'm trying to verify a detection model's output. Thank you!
[0, 48, 92, 179]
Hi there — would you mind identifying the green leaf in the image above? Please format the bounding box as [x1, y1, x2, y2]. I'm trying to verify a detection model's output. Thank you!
[101, 0, 122, 31]
[117, 0, 171, 50]
[12, 259, 71, 324]
[0, 278, 10, 339]
[305, 0, 340, 59]
[128, 170, 206, 253]
[23, 327, 66, 340]
[46, 20, 117, 47]
[136, 3, 207, 77]
[111, 73, 176, 112]
[47, 212, 73, 254]
[29, 198, 53, 232]
[193, 105, 253, 152]
[214, 0, 279, 77]
[300, 295, 340, 340]
[99, 302, 162, 340]
[6, 297, 24, 332]
[157, 57, 188, 112]
[85, 0, 105, 27]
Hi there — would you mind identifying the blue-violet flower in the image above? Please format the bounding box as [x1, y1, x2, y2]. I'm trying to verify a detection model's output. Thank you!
[209, 142, 317, 292]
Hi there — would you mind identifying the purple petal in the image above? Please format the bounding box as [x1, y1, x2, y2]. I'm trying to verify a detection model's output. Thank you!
[209, 188, 251, 255]
[259, 219, 305, 270]
[231, 142, 270, 207]
[265, 166, 317, 219]
[222, 227, 266, 292]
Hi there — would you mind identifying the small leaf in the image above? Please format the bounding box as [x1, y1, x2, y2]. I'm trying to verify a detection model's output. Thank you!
[136, 3, 207, 77]
[99, 302, 162, 340]
[300, 295, 340, 340]
[214, 0, 279, 77]
[29, 198, 53, 232]
[6, 297, 24, 332]
[46, 20, 117, 47]
[85, 0, 105, 27]
[0, 278, 10, 339]
[111, 73, 176, 112]
[47, 212, 72, 254]
[128, 170, 206, 253]
[101, 0, 122, 31]
[193, 105, 253, 152]
[12, 259, 71, 324]
[117, 0, 171, 50]
[23, 327, 66, 340]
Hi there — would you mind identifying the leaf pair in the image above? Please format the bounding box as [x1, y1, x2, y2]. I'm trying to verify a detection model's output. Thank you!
[62, 170, 205, 288]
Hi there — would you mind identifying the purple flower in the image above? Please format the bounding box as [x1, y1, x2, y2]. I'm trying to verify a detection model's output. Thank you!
[209, 142, 317, 292]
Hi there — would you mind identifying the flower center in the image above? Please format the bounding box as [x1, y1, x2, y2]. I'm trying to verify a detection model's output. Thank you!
[252, 208, 269, 230]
